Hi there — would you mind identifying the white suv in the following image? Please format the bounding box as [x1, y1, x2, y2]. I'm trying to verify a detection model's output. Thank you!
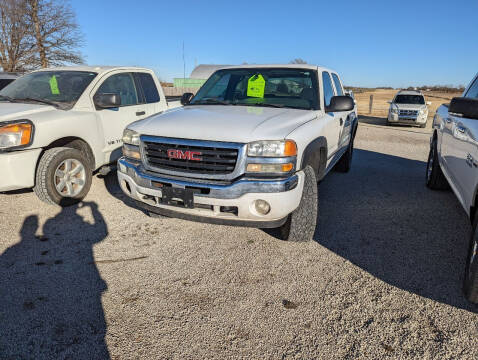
[387, 90, 431, 128]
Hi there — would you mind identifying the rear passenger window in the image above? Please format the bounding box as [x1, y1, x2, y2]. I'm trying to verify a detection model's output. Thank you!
[97, 73, 138, 106]
[465, 78, 478, 99]
[135, 73, 160, 103]
[331, 73, 344, 96]
[322, 72, 335, 107]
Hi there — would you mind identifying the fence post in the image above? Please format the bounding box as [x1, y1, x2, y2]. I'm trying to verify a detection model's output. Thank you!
[369, 95, 374, 114]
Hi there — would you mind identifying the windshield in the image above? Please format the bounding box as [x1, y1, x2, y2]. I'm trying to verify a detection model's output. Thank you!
[0, 71, 97, 109]
[190, 68, 319, 110]
[394, 94, 425, 105]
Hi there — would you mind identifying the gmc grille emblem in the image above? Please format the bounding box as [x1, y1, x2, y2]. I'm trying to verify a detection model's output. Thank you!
[167, 149, 202, 161]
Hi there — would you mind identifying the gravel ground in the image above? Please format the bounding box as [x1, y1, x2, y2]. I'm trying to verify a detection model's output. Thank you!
[1, 119, 477, 359]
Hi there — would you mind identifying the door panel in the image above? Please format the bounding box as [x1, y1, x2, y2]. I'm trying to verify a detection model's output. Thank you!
[322, 72, 341, 158]
[331, 73, 350, 150]
[94, 72, 149, 162]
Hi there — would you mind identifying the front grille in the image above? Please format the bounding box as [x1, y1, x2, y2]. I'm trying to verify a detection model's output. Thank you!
[399, 109, 418, 116]
[143, 139, 239, 175]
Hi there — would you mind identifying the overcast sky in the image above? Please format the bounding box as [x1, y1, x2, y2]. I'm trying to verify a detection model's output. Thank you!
[72, 0, 478, 88]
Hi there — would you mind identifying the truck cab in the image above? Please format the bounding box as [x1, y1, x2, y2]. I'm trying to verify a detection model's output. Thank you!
[118, 65, 357, 242]
[0, 66, 177, 205]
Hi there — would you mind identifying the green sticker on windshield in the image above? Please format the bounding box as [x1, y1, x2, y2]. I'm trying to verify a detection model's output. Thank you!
[247, 74, 265, 98]
[49, 76, 60, 95]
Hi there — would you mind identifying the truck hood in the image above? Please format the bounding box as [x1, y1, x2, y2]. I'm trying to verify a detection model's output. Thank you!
[394, 104, 427, 111]
[0, 102, 56, 122]
[129, 105, 316, 143]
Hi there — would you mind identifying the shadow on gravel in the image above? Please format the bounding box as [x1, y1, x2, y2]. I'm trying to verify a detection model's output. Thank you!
[359, 115, 388, 126]
[316, 148, 477, 312]
[0, 202, 110, 359]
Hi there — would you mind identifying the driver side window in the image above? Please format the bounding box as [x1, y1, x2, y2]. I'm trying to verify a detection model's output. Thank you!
[465, 78, 478, 99]
[322, 72, 335, 107]
[96, 73, 138, 106]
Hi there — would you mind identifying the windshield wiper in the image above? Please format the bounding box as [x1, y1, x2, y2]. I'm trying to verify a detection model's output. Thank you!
[16, 97, 60, 108]
[246, 103, 285, 108]
[192, 99, 234, 106]
[0, 95, 15, 102]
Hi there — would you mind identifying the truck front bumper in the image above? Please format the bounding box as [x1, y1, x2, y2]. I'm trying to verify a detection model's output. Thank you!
[0, 149, 42, 192]
[388, 113, 427, 126]
[117, 157, 304, 228]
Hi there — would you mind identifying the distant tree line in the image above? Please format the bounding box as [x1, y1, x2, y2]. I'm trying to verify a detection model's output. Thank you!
[0, 0, 83, 72]
[345, 85, 465, 94]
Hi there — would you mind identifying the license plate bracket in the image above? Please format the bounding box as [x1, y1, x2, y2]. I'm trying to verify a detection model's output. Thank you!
[161, 187, 194, 208]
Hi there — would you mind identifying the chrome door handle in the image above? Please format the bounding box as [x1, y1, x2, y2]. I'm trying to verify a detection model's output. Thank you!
[456, 126, 466, 133]
[444, 117, 452, 124]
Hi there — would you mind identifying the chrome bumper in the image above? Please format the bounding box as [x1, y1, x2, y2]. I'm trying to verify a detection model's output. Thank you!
[117, 157, 299, 199]
[117, 157, 304, 226]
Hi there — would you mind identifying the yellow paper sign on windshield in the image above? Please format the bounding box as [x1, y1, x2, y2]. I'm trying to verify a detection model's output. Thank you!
[247, 74, 265, 98]
[49, 76, 60, 95]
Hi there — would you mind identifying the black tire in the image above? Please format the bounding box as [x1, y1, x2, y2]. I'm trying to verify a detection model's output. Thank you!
[464, 214, 478, 304]
[278, 165, 318, 242]
[425, 138, 449, 190]
[335, 136, 355, 173]
[34, 147, 92, 206]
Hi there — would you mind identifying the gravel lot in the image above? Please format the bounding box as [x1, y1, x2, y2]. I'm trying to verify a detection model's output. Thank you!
[1, 119, 477, 359]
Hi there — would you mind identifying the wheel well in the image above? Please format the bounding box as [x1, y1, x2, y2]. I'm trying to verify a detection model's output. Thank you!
[43, 137, 95, 170]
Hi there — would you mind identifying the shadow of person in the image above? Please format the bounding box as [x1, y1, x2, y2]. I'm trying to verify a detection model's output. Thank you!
[0, 202, 110, 359]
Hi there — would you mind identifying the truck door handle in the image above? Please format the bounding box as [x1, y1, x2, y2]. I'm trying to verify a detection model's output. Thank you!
[136, 111, 146, 116]
[444, 117, 452, 124]
[456, 126, 466, 134]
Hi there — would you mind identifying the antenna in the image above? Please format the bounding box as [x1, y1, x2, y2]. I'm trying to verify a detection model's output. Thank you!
[182, 41, 186, 81]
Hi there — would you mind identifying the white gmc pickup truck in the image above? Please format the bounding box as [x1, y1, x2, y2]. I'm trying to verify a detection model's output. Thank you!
[426, 73, 478, 303]
[118, 65, 357, 242]
[0, 66, 178, 205]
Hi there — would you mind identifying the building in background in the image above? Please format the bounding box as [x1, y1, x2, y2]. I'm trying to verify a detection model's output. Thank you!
[173, 64, 232, 88]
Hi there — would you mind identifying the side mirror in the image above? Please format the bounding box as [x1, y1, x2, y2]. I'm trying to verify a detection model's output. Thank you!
[326, 96, 355, 112]
[449, 97, 478, 120]
[426, 101, 432, 105]
[181, 92, 194, 105]
[94, 93, 121, 109]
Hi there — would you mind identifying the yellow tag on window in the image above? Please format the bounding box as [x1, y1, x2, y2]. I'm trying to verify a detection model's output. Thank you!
[49, 76, 60, 95]
[247, 74, 265, 98]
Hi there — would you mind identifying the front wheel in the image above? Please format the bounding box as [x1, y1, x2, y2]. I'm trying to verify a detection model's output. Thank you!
[278, 166, 318, 242]
[335, 137, 354, 173]
[34, 147, 92, 206]
[425, 138, 449, 190]
[464, 215, 478, 304]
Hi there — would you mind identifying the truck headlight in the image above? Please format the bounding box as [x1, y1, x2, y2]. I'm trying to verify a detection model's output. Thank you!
[122, 129, 140, 160]
[246, 163, 294, 173]
[247, 140, 297, 157]
[390, 107, 398, 114]
[420, 109, 428, 115]
[0, 120, 34, 149]
[122, 129, 140, 146]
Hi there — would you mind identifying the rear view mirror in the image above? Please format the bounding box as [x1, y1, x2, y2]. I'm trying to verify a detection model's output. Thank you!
[449, 97, 478, 120]
[181, 92, 194, 105]
[326, 96, 354, 112]
[94, 93, 121, 109]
